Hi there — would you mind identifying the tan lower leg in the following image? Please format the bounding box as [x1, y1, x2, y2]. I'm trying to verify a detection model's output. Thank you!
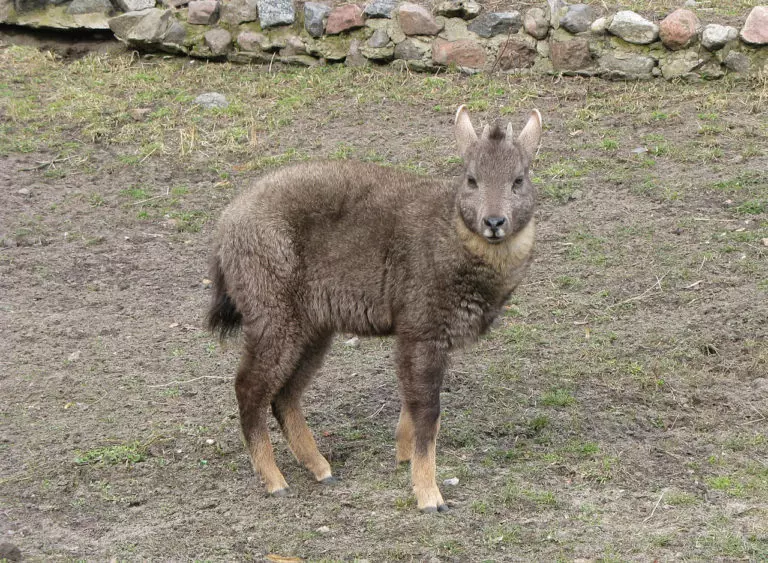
[280, 402, 332, 481]
[395, 407, 415, 464]
[249, 431, 289, 493]
[411, 419, 444, 510]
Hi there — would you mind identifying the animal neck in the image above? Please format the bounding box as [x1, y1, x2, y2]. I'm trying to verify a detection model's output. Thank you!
[454, 215, 535, 274]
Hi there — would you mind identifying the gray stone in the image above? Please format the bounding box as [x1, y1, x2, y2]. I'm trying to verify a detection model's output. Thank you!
[256, 0, 294, 28]
[608, 10, 659, 44]
[434, 0, 480, 20]
[467, 11, 521, 38]
[560, 4, 594, 34]
[220, 0, 258, 25]
[116, 0, 155, 12]
[194, 92, 228, 109]
[367, 28, 390, 48]
[598, 52, 655, 79]
[697, 60, 725, 80]
[110, 8, 176, 44]
[163, 18, 186, 43]
[701, 24, 738, 51]
[67, 0, 112, 15]
[305, 36, 349, 60]
[236, 30, 263, 51]
[361, 43, 394, 61]
[187, 0, 218, 24]
[279, 35, 306, 56]
[440, 17, 475, 41]
[304, 3, 330, 38]
[280, 54, 321, 67]
[204, 28, 231, 56]
[723, 51, 750, 73]
[394, 37, 430, 60]
[660, 49, 703, 79]
[364, 0, 395, 19]
[523, 7, 549, 40]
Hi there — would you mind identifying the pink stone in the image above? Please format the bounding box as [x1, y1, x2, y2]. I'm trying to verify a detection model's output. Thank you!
[187, 0, 218, 24]
[659, 9, 700, 50]
[432, 38, 486, 68]
[398, 2, 442, 36]
[325, 4, 365, 35]
[550, 38, 592, 71]
[740, 6, 768, 45]
[497, 39, 537, 70]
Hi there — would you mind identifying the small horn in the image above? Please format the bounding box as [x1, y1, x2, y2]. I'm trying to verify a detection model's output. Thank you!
[480, 123, 491, 140]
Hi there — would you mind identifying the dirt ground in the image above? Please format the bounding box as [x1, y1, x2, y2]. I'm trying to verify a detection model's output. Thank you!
[1, 34, 766, 561]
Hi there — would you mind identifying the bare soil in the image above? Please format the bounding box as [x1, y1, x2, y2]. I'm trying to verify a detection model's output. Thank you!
[0, 41, 766, 561]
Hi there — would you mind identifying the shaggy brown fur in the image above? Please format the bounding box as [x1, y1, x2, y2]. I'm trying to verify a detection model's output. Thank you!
[207, 106, 543, 512]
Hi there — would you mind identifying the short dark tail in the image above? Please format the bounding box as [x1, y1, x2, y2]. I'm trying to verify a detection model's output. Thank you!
[206, 255, 242, 338]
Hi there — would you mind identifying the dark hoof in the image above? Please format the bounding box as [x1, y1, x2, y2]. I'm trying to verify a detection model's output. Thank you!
[420, 506, 438, 514]
[438, 504, 450, 513]
[270, 487, 290, 497]
[319, 476, 340, 485]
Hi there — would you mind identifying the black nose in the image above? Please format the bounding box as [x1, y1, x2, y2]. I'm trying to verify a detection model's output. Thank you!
[483, 216, 507, 229]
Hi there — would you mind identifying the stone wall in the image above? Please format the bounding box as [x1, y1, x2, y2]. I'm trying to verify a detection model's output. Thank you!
[2, 0, 767, 79]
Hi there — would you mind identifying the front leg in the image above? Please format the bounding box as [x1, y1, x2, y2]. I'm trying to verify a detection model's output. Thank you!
[396, 339, 449, 513]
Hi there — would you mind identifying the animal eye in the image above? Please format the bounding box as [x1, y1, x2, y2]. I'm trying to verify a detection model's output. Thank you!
[512, 177, 524, 190]
[467, 176, 478, 189]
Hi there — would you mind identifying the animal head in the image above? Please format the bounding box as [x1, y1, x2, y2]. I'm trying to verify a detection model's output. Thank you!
[454, 105, 542, 244]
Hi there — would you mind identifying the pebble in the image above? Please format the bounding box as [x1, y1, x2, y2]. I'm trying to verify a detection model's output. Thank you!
[194, 92, 229, 109]
[316, 525, 331, 534]
[344, 336, 360, 348]
[17, 188, 30, 196]
[205, 438, 216, 445]
[202, 278, 212, 288]
[443, 477, 460, 486]
[68, 350, 81, 362]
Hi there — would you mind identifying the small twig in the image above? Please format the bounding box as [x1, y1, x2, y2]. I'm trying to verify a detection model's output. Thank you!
[19, 154, 66, 171]
[643, 490, 665, 523]
[367, 402, 387, 419]
[148, 375, 232, 388]
[132, 194, 167, 206]
[608, 274, 666, 310]
[684, 280, 703, 289]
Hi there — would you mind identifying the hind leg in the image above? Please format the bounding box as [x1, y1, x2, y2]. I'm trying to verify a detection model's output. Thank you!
[236, 328, 304, 495]
[271, 335, 335, 483]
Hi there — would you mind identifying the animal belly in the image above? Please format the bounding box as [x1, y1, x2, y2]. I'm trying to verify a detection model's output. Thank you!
[307, 284, 393, 336]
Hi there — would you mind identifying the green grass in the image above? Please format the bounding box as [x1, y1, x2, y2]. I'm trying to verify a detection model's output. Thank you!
[75, 442, 148, 465]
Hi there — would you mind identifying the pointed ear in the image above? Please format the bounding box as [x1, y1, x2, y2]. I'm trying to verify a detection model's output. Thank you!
[517, 109, 542, 162]
[454, 105, 477, 159]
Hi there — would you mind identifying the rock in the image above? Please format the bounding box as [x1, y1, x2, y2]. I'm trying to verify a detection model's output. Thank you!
[547, 0, 567, 28]
[364, 0, 395, 19]
[204, 28, 231, 56]
[237, 30, 263, 51]
[304, 3, 331, 38]
[361, 43, 394, 60]
[740, 6, 768, 45]
[659, 9, 700, 50]
[388, 18, 406, 43]
[367, 28, 390, 48]
[701, 24, 738, 51]
[560, 4, 595, 34]
[162, 0, 188, 8]
[550, 38, 592, 71]
[497, 39, 537, 70]
[660, 48, 703, 79]
[608, 10, 659, 45]
[0, 544, 21, 563]
[344, 336, 360, 347]
[68, 350, 81, 362]
[432, 38, 485, 68]
[109, 8, 178, 45]
[394, 37, 430, 60]
[723, 51, 750, 73]
[524, 7, 549, 40]
[116, 0, 154, 11]
[220, 0, 258, 25]
[443, 477, 459, 486]
[280, 54, 321, 66]
[590, 16, 607, 34]
[326, 4, 364, 35]
[345, 39, 368, 66]
[17, 187, 31, 196]
[256, 0, 294, 28]
[440, 17, 475, 41]
[194, 92, 228, 109]
[467, 11, 521, 38]
[598, 52, 655, 79]
[279, 35, 306, 56]
[434, 0, 480, 20]
[398, 3, 442, 36]
[67, 0, 112, 15]
[187, 0, 219, 25]
[316, 525, 331, 534]
[306, 35, 349, 60]
[697, 60, 725, 80]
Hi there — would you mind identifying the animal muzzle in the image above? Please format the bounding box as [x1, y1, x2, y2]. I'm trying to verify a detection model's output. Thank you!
[482, 216, 508, 243]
